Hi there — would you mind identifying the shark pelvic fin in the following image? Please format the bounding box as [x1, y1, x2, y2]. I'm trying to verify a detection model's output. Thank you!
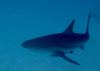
[63, 19, 75, 34]
[51, 51, 80, 65]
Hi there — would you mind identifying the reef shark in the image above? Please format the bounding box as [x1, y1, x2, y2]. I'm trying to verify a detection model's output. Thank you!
[21, 12, 91, 65]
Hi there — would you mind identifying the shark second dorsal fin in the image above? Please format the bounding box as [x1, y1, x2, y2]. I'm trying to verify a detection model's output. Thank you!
[63, 19, 75, 34]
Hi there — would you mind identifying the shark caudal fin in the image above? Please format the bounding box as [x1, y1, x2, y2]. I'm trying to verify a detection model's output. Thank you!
[63, 19, 75, 34]
[85, 11, 92, 35]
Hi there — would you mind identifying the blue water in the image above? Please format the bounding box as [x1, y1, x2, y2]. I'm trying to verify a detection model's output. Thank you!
[0, 0, 100, 71]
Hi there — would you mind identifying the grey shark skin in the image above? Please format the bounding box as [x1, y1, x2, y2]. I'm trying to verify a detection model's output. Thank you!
[21, 12, 91, 65]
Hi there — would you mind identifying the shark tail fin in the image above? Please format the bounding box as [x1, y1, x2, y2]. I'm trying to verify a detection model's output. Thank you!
[63, 19, 75, 34]
[86, 11, 92, 35]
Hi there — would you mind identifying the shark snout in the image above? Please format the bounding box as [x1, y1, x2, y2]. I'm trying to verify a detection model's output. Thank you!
[21, 40, 31, 48]
[21, 42, 28, 48]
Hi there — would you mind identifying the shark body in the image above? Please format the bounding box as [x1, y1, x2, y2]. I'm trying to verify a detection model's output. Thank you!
[22, 12, 91, 65]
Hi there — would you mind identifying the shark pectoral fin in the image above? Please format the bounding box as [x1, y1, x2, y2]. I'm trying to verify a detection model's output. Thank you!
[80, 46, 84, 50]
[51, 51, 80, 65]
[62, 55, 80, 65]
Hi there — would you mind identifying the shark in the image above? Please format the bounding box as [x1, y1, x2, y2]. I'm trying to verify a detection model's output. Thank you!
[21, 11, 92, 65]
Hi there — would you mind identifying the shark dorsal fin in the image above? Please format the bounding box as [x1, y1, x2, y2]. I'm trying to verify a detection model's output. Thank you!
[63, 19, 75, 34]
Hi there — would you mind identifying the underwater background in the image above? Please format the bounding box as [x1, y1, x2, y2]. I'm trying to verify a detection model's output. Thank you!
[0, 0, 100, 71]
